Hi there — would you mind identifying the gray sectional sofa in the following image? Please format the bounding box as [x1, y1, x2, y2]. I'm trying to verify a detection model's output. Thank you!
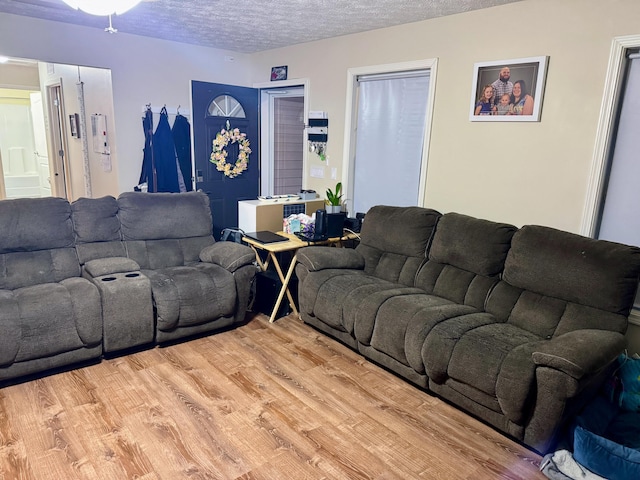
[0, 191, 256, 384]
[295, 205, 640, 454]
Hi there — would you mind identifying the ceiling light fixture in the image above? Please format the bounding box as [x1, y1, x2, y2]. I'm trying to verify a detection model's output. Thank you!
[61, 1, 142, 17]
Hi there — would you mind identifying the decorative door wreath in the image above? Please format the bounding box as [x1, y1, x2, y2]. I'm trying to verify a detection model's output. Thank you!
[210, 120, 251, 178]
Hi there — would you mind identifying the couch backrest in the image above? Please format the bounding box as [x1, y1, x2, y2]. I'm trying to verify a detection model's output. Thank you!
[0, 197, 80, 289]
[356, 205, 441, 286]
[72, 196, 126, 264]
[486, 225, 640, 338]
[117, 191, 214, 269]
[415, 212, 517, 310]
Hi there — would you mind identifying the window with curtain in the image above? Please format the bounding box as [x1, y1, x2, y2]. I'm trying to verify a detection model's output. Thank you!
[352, 70, 430, 215]
[596, 51, 640, 309]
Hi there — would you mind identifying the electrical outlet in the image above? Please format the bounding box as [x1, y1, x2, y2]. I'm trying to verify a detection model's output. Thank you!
[331, 167, 337, 180]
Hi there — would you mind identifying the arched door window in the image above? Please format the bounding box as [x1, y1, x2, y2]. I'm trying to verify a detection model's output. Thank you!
[207, 94, 246, 118]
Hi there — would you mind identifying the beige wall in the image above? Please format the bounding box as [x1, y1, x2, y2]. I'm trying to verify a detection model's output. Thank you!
[249, 0, 640, 233]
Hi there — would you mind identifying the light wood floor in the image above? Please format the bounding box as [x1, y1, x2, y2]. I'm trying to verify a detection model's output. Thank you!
[0, 314, 545, 479]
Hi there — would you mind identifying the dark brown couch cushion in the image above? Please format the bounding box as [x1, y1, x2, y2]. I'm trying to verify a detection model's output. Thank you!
[503, 225, 640, 315]
[356, 205, 440, 285]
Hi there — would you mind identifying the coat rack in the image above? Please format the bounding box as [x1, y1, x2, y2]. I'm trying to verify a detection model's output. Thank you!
[141, 105, 191, 117]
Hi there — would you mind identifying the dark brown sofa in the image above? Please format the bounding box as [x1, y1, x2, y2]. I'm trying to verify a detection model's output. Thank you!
[295, 205, 640, 453]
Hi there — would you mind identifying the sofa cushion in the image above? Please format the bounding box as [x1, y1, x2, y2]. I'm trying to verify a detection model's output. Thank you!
[126, 237, 214, 270]
[368, 293, 477, 374]
[302, 270, 395, 333]
[422, 312, 503, 385]
[71, 196, 120, 243]
[0, 249, 81, 290]
[484, 226, 639, 339]
[71, 196, 127, 264]
[428, 212, 517, 277]
[145, 263, 236, 332]
[0, 197, 73, 254]
[415, 213, 516, 309]
[503, 225, 640, 316]
[118, 191, 213, 241]
[356, 205, 440, 285]
[444, 323, 542, 422]
[0, 278, 102, 366]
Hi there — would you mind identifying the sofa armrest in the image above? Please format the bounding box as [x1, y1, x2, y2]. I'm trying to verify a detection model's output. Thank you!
[532, 329, 626, 380]
[200, 242, 255, 272]
[297, 246, 365, 272]
[83, 257, 141, 277]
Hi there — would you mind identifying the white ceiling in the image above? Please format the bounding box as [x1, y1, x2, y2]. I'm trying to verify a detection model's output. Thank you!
[0, 0, 523, 54]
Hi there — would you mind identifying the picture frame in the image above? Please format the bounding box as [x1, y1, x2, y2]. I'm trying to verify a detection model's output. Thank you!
[69, 113, 80, 138]
[270, 65, 288, 81]
[469, 56, 548, 122]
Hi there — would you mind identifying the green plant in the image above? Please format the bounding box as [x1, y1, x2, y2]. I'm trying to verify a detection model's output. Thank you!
[325, 182, 343, 206]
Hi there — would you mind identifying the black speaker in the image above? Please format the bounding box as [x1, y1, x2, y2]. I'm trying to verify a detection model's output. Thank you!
[315, 209, 327, 236]
[326, 212, 346, 237]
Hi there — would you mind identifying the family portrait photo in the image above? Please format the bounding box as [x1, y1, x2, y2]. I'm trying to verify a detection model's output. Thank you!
[469, 56, 548, 122]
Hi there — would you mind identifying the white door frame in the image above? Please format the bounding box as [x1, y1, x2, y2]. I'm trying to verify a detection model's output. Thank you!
[581, 34, 640, 237]
[259, 86, 305, 195]
[253, 78, 309, 195]
[45, 83, 70, 199]
[342, 59, 438, 214]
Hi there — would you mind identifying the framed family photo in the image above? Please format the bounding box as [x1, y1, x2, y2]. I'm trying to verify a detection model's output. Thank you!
[469, 56, 548, 122]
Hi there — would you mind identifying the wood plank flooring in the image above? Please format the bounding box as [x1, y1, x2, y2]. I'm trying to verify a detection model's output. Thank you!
[0, 314, 545, 479]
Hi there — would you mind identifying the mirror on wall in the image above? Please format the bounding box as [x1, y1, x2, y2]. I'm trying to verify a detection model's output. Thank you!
[0, 57, 115, 201]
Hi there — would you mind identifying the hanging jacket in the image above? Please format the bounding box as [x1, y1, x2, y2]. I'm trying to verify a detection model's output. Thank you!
[172, 113, 193, 191]
[139, 107, 154, 190]
[152, 107, 180, 193]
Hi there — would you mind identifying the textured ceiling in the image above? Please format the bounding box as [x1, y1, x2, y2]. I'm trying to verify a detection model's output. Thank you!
[0, 0, 523, 53]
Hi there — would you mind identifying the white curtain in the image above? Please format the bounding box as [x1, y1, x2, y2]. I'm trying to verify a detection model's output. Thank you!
[597, 54, 640, 309]
[353, 72, 430, 215]
[598, 56, 640, 246]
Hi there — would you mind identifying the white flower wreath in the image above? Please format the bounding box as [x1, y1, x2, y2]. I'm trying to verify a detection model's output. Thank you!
[210, 120, 251, 178]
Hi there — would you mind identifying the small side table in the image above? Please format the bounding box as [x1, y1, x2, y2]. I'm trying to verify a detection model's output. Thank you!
[243, 232, 354, 323]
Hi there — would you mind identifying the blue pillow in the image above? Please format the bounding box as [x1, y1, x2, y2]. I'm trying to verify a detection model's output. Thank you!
[573, 425, 640, 480]
[618, 354, 640, 412]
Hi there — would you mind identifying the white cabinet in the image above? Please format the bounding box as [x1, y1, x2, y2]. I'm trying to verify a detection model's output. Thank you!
[238, 198, 325, 232]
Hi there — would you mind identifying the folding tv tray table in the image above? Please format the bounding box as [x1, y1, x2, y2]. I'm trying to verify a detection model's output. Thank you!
[242, 231, 355, 323]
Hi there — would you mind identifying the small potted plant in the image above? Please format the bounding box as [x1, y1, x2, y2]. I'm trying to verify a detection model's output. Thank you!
[325, 182, 343, 213]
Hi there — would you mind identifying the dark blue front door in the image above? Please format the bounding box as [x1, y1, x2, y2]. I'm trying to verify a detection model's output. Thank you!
[191, 81, 259, 239]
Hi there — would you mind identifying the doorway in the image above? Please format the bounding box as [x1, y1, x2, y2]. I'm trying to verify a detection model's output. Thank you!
[191, 80, 259, 239]
[260, 86, 305, 196]
[0, 88, 60, 198]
